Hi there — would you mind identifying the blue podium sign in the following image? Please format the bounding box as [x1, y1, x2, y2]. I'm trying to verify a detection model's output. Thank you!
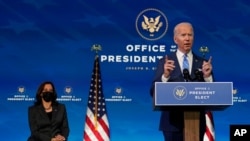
[155, 82, 233, 107]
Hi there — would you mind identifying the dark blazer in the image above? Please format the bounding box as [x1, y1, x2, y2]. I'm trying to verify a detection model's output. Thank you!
[28, 103, 69, 141]
[150, 51, 209, 138]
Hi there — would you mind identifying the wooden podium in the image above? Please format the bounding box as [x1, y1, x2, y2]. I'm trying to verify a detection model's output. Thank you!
[154, 82, 233, 141]
[184, 111, 200, 141]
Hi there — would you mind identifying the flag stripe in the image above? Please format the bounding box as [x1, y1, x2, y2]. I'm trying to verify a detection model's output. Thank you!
[85, 114, 104, 141]
[84, 124, 97, 141]
[99, 115, 110, 137]
[205, 127, 214, 141]
[83, 131, 91, 141]
[85, 114, 109, 141]
[203, 111, 215, 141]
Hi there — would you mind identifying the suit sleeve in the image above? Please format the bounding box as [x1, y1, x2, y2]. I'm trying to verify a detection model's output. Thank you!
[150, 58, 165, 96]
[60, 104, 70, 140]
[28, 106, 51, 141]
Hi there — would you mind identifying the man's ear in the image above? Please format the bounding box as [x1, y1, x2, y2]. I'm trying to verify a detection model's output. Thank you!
[173, 36, 178, 44]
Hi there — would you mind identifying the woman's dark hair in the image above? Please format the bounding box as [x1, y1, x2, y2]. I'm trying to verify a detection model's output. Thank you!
[34, 81, 58, 106]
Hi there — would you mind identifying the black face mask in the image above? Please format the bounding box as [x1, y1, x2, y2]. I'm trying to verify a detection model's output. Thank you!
[42, 92, 54, 102]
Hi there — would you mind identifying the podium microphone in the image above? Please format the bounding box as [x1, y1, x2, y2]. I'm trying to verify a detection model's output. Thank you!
[183, 68, 191, 82]
[194, 68, 203, 81]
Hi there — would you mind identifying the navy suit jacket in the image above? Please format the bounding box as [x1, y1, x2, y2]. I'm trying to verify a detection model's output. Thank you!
[28, 103, 69, 141]
[150, 51, 208, 136]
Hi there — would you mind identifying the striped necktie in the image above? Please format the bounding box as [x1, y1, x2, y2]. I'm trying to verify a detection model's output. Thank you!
[183, 54, 189, 71]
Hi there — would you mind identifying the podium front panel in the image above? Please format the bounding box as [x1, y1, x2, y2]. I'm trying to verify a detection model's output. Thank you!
[154, 82, 233, 110]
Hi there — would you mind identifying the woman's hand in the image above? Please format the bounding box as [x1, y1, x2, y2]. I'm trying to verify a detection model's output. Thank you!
[51, 134, 66, 141]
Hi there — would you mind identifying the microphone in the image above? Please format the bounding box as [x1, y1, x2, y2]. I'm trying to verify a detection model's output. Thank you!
[194, 68, 203, 81]
[183, 69, 191, 82]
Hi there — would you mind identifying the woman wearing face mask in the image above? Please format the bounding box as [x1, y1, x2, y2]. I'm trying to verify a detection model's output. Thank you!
[27, 81, 69, 141]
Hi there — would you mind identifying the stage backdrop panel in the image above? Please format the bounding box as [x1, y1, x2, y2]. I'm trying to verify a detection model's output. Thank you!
[0, 0, 249, 140]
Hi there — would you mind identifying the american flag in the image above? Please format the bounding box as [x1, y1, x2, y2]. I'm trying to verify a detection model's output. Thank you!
[83, 56, 110, 141]
[203, 111, 215, 141]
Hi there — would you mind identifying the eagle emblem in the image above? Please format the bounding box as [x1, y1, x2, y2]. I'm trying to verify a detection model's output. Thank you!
[91, 44, 102, 53]
[18, 86, 25, 94]
[64, 86, 72, 94]
[141, 15, 163, 34]
[136, 8, 168, 40]
[175, 89, 185, 97]
[115, 87, 122, 94]
[173, 86, 188, 100]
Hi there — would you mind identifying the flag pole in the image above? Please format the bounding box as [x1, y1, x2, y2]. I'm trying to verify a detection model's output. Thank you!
[94, 58, 98, 130]
[199, 46, 215, 141]
[91, 44, 102, 130]
[84, 44, 109, 140]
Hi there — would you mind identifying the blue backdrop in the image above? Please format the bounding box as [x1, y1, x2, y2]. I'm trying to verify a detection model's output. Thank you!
[1, 0, 249, 140]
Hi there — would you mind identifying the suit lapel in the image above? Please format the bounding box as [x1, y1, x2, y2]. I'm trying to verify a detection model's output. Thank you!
[191, 53, 203, 78]
[192, 55, 199, 74]
[37, 105, 50, 121]
[51, 105, 59, 122]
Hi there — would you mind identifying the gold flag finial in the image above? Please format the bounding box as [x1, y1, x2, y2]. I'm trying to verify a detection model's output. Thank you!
[91, 44, 102, 54]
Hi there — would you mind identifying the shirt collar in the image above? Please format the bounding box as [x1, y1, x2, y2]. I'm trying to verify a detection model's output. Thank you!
[176, 49, 192, 58]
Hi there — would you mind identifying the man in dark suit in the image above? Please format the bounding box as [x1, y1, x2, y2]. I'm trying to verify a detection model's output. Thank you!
[150, 22, 213, 141]
[28, 81, 69, 141]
